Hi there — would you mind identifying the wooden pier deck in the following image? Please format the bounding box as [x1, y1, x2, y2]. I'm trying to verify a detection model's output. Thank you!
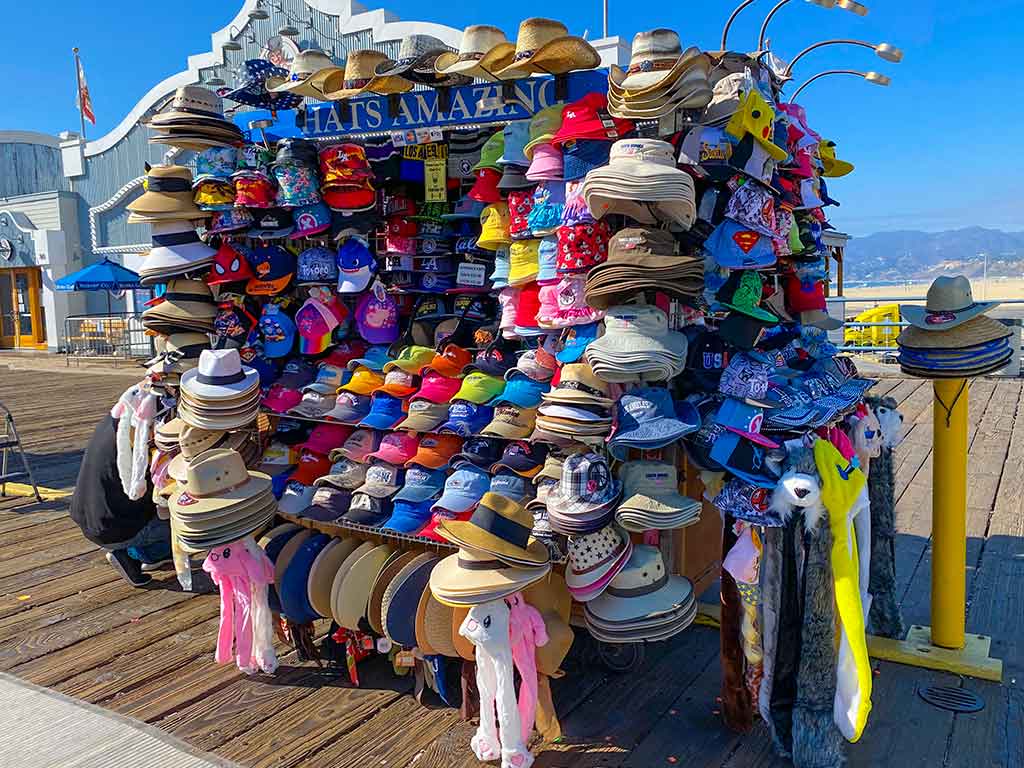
[0, 364, 1021, 768]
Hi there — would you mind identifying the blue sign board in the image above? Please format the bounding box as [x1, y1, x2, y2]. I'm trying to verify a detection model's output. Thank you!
[234, 70, 608, 140]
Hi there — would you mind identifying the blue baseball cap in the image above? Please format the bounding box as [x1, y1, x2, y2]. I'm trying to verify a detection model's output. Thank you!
[296, 246, 338, 284]
[488, 471, 534, 503]
[326, 391, 372, 423]
[490, 373, 547, 408]
[439, 402, 494, 437]
[556, 322, 599, 363]
[246, 245, 295, 296]
[393, 466, 446, 503]
[562, 139, 613, 182]
[337, 238, 377, 293]
[346, 345, 394, 372]
[709, 430, 781, 489]
[358, 392, 406, 429]
[705, 218, 776, 269]
[242, 346, 281, 385]
[443, 197, 487, 221]
[413, 272, 456, 293]
[431, 465, 490, 513]
[381, 499, 434, 534]
[259, 304, 296, 358]
[715, 398, 780, 449]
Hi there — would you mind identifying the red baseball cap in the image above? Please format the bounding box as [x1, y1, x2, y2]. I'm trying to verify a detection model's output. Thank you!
[418, 508, 474, 542]
[551, 93, 634, 147]
[784, 275, 826, 313]
[290, 450, 332, 485]
[207, 242, 255, 285]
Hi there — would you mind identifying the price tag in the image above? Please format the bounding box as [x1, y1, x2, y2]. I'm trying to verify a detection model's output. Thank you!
[456, 262, 488, 287]
[424, 157, 447, 203]
[395, 650, 416, 668]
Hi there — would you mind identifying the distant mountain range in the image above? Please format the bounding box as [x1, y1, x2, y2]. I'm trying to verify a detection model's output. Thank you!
[842, 227, 1024, 282]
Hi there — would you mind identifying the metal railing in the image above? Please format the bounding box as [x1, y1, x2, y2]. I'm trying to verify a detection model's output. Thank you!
[62, 313, 154, 367]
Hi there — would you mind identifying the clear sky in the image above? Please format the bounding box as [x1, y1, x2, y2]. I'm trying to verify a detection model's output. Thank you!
[5, 1, 1023, 236]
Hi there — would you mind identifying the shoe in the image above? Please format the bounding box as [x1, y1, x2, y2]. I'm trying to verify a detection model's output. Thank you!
[106, 551, 152, 587]
[141, 558, 174, 573]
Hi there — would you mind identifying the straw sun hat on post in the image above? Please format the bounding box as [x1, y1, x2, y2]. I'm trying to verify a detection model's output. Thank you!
[434, 26, 516, 82]
[495, 18, 601, 80]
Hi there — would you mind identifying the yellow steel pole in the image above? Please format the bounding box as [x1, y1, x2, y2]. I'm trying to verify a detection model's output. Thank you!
[931, 378, 969, 649]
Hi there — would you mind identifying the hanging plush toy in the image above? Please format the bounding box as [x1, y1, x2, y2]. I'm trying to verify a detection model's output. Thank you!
[460, 599, 534, 768]
[864, 395, 906, 639]
[202, 535, 278, 674]
[506, 593, 548, 743]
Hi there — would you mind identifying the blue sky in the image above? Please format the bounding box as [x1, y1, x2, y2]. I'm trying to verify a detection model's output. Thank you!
[4, 1, 1022, 236]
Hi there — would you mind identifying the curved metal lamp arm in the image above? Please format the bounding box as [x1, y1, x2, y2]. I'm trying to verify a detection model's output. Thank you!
[758, 0, 793, 51]
[788, 69, 864, 101]
[721, 0, 760, 50]
[785, 39, 875, 76]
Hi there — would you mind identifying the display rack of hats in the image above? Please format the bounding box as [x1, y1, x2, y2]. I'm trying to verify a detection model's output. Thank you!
[120, 16, 892, 759]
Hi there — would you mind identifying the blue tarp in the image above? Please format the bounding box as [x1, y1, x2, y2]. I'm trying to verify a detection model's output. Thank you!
[55, 258, 142, 292]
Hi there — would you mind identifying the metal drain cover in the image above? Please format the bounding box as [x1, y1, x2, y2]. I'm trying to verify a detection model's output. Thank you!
[917, 685, 984, 713]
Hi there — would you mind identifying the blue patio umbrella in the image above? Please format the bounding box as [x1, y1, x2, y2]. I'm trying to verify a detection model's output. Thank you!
[55, 258, 142, 314]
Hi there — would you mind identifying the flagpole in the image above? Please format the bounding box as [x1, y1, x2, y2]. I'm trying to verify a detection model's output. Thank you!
[73, 47, 86, 140]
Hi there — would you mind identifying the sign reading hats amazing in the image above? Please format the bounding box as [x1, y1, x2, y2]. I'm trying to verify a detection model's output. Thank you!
[301, 70, 607, 138]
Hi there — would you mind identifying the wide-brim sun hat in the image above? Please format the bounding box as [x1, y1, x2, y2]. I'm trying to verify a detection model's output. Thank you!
[897, 314, 1010, 350]
[382, 553, 439, 647]
[368, 550, 421, 635]
[494, 18, 601, 80]
[436, 491, 550, 566]
[429, 548, 550, 606]
[335, 543, 395, 629]
[900, 275, 999, 331]
[329, 540, 377, 625]
[420, 588, 459, 656]
[306, 537, 361, 619]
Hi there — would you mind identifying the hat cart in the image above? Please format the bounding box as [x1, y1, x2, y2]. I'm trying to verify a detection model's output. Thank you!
[114, 16, 924, 767]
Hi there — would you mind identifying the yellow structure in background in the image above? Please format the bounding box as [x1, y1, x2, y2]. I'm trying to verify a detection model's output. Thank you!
[843, 303, 901, 348]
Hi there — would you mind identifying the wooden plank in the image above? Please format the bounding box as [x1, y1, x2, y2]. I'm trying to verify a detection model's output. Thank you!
[0, 584, 194, 671]
[294, 690, 462, 768]
[9, 595, 219, 686]
[0, 550, 107, 597]
[719, 723, 789, 768]
[214, 662, 409, 768]
[105, 653, 242, 721]
[942, 682, 1020, 768]
[0, 508, 71, 534]
[0, 524, 91, 558]
[0, 515, 78, 545]
[0, 561, 119, 618]
[0, 577, 133, 640]
[157, 667, 328, 752]
[0, 535, 98, 579]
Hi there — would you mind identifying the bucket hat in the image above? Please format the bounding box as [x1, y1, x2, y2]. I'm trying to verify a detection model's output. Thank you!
[267, 49, 343, 99]
[615, 461, 701, 531]
[818, 139, 854, 177]
[434, 25, 514, 82]
[584, 544, 694, 624]
[280, 533, 332, 622]
[900, 276, 998, 331]
[582, 139, 696, 229]
[584, 304, 688, 382]
[609, 387, 699, 460]
[371, 35, 470, 92]
[494, 18, 601, 80]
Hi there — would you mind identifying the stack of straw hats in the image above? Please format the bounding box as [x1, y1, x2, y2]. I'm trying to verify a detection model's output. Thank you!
[584, 545, 697, 643]
[169, 448, 274, 553]
[167, 423, 253, 483]
[429, 492, 551, 606]
[535, 363, 614, 440]
[145, 86, 243, 151]
[614, 462, 701, 531]
[607, 30, 713, 119]
[141, 278, 217, 334]
[897, 276, 1011, 378]
[546, 452, 622, 535]
[582, 139, 697, 229]
[178, 350, 261, 430]
[127, 166, 206, 225]
[145, 331, 209, 382]
[584, 305, 688, 382]
[585, 228, 704, 309]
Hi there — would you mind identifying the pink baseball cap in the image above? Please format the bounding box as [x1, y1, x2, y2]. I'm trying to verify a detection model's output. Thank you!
[526, 143, 564, 182]
[300, 423, 353, 456]
[366, 432, 419, 464]
[413, 371, 462, 403]
[262, 384, 303, 414]
[295, 298, 340, 355]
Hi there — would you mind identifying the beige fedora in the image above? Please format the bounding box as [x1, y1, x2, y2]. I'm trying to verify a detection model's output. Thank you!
[429, 548, 550, 607]
[336, 543, 395, 629]
[434, 26, 515, 82]
[268, 49, 343, 99]
[436, 492, 550, 566]
[307, 538, 361, 619]
[168, 428, 248, 483]
[495, 18, 600, 80]
[330, 540, 377, 625]
[320, 50, 403, 100]
[127, 166, 204, 219]
[367, 550, 421, 635]
[168, 448, 271, 517]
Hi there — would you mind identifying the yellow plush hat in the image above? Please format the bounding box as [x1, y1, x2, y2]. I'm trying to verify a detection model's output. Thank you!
[818, 139, 854, 177]
[725, 89, 788, 162]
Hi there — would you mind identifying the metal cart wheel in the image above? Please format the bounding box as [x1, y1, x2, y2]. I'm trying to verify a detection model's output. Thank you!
[595, 640, 645, 673]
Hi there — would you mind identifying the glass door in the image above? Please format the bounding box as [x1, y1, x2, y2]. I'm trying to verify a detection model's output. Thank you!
[13, 271, 35, 346]
[0, 272, 14, 348]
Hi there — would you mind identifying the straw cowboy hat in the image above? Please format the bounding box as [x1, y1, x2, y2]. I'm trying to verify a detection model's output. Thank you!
[149, 85, 232, 126]
[900, 276, 998, 331]
[267, 49, 343, 99]
[609, 31, 705, 93]
[897, 314, 1011, 350]
[370, 35, 470, 93]
[321, 50, 404, 100]
[495, 18, 601, 80]
[435, 26, 516, 82]
[167, 424, 246, 481]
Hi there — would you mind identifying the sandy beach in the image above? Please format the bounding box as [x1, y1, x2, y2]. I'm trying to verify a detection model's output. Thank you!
[841, 276, 1024, 319]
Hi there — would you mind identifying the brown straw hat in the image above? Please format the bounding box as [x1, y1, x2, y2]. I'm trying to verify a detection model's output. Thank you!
[495, 18, 600, 80]
[450, 605, 475, 660]
[434, 26, 515, 82]
[127, 166, 204, 221]
[897, 314, 1011, 350]
[321, 50, 404, 100]
[420, 589, 459, 656]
